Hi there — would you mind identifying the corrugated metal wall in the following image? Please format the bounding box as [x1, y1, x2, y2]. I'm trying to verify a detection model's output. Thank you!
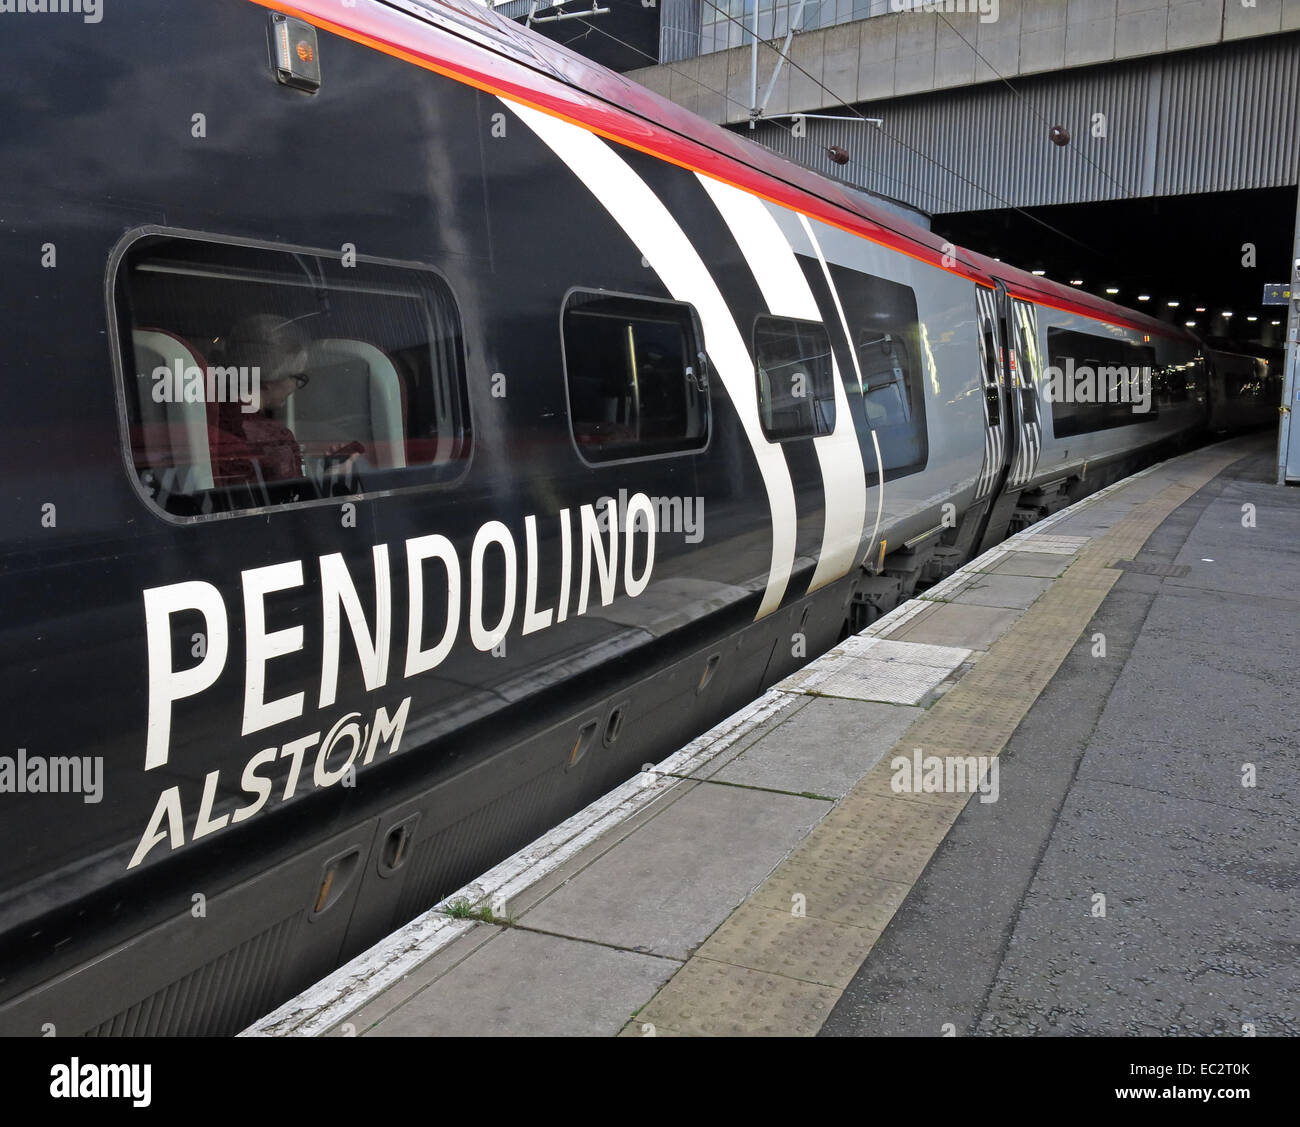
[748, 34, 1300, 215]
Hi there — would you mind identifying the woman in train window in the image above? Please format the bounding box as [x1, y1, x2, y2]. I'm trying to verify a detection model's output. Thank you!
[209, 314, 359, 490]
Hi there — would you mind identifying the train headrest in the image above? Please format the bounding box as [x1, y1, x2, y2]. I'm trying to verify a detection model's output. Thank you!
[131, 329, 215, 493]
[290, 339, 408, 470]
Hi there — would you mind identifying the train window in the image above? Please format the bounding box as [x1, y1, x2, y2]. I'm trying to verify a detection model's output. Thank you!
[753, 317, 836, 441]
[562, 292, 709, 462]
[825, 264, 928, 477]
[976, 308, 1002, 429]
[114, 235, 470, 518]
[1046, 329, 1160, 438]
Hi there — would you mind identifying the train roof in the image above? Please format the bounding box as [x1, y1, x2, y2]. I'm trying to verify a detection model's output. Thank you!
[272, 0, 1195, 344]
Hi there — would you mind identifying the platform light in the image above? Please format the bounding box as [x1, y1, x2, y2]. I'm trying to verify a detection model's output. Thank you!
[1138, 294, 1150, 302]
[1195, 306, 1206, 313]
[1167, 301, 1180, 308]
[1247, 315, 1258, 322]
[1222, 311, 1234, 318]
[1185, 320, 1197, 327]
[1273, 320, 1282, 326]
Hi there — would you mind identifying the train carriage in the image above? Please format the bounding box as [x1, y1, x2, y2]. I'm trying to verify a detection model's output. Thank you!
[0, 0, 1211, 1035]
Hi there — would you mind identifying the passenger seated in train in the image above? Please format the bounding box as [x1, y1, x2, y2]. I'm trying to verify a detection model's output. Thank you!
[209, 314, 360, 488]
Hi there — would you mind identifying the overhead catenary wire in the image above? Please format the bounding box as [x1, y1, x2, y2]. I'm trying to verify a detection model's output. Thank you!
[690, 0, 1118, 259]
[555, 8, 967, 213]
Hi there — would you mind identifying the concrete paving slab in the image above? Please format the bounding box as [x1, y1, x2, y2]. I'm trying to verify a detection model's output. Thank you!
[851, 638, 972, 667]
[801, 656, 958, 705]
[1009, 533, 1090, 554]
[489, 779, 706, 921]
[518, 783, 828, 960]
[987, 551, 1072, 578]
[815, 637, 973, 692]
[366, 928, 680, 1037]
[324, 921, 498, 1036]
[709, 696, 918, 796]
[694, 903, 879, 989]
[952, 573, 1056, 609]
[886, 601, 1023, 649]
[680, 690, 814, 781]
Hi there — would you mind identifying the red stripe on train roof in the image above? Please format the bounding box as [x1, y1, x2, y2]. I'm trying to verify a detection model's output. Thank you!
[252, 0, 1195, 345]
[960, 248, 1191, 340]
[252, 0, 994, 279]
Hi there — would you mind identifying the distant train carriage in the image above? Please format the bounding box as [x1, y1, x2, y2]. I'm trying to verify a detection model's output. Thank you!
[1204, 346, 1283, 433]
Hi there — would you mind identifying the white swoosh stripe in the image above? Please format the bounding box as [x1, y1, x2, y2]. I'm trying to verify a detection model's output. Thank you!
[506, 101, 797, 618]
[795, 210, 884, 573]
[695, 176, 866, 594]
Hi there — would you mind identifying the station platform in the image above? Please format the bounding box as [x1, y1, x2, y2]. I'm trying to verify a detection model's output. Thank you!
[245, 432, 1298, 1038]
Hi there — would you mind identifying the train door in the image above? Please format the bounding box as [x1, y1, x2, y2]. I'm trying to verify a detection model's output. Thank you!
[999, 283, 1045, 489]
[973, 285, 1009, 503]
[969, 282, 1044, 554]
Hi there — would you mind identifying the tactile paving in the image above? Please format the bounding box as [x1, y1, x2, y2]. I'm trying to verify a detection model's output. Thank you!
[620, 448, 1245, 1039]
[695, 904, 880, 989]
[749, 863, 912, 931]
[633, 957, 840, 1037]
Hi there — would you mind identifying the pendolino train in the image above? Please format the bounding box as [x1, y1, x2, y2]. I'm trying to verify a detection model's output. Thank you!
[0, 0, 1245, 1035]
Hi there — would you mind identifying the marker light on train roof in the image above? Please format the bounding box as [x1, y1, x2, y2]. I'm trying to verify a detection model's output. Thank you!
[269, 13, 322, 93]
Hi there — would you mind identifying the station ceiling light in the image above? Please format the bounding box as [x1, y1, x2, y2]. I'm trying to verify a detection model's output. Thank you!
[1032, 269, 1047, 276]
[1106, 287, 1120, 294]
[1167, 300, 1180, 308]
[1070, 279, 1084, 286]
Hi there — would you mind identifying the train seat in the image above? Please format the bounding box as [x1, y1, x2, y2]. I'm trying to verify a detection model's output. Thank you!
[130, 329, 216, 495]
[289, 339, 408, 469]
